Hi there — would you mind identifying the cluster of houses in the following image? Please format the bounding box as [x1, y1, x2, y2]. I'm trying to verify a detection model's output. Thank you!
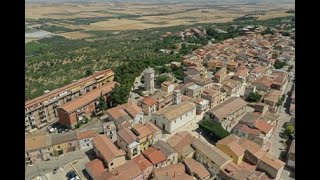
[85, 131, 285, 180]
[26, 24, 295, 179]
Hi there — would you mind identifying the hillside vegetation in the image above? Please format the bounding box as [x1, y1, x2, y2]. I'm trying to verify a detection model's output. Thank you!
[25, 16, 294, 103]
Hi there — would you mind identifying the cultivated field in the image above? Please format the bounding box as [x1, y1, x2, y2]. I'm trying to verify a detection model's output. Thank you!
[26, 2, 295, 34]
[60, 31, 94, 39]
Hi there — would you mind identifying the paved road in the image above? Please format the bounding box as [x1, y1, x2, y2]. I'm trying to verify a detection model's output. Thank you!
[269, 62, 295, 180]
[26, 148, 91, 180]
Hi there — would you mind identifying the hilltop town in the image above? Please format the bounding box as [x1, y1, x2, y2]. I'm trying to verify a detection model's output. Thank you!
[25, 21, 295, 180]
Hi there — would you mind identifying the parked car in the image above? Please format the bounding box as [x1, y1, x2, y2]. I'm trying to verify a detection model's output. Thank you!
[53, 167, 59, 174]
[66, 170, 79, 180]
[49, 128, 57, 133]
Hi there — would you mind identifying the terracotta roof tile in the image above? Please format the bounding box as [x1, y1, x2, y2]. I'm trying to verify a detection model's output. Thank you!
[132, 154, 153, 171]
[117, 128, 138, 145]
[142, 147, 166, 165]
[254, 120, 274, 134]
[92, 135, 125, 163]
[58, 81, 115, 113]
[153, 163, 186, 178]
[183, 158, 210, 179]
[85, 159, 106, 179]
[132, 123, 152, 139]
[77, 130, 96, 140]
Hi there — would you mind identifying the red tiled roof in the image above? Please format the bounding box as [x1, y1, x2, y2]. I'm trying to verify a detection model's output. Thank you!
[77, 130, 96, 140]
[254, 120, 274, 134]
[85, 159, 106, 179]
[92, 135, 125, 163]
[142, 96, 157, 106]
[142, 147, 166, 165]
[132, 154, 153, 171]
[58, 81, 116, 113]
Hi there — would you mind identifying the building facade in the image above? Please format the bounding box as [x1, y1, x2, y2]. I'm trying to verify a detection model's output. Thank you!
[56, 81, 116, 129]
[25, 69, 114, 133]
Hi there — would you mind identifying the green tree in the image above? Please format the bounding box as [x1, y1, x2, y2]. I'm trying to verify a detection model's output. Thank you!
[274, 60, 286, 69]
[85, 68, 93, 77]
[199, 119, 230, 141]
[96, 94, 108, 111]
[246, 92, 262, 102]
[281, 31, 290, 36]
[156, 74, 171, 84]
[286, 124, 295, 135]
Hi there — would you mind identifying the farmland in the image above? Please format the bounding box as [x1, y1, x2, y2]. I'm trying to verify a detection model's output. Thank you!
[25, 1, 294, 101]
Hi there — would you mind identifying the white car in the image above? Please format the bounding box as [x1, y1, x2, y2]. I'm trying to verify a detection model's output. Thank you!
[49, 127, 57, 133]
[70, 176, 80, 180]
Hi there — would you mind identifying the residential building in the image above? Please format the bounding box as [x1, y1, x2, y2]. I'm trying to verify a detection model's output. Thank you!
[153, 140, 178, 166]
[192, 139, 233, 178]
[142, 147, 167, 168]
[145, 121, 162, 143]
[107, 101, 144, 129]
[138, 96, 157, 116]
[132, 154, 154, 180]
[183, 158, 210, 180]
[201, 89, 226, 108]
[166, 131, 195, 161]
[132, 123, 153, 152]
[253, 76, 273, 92]
[144, 68, 155, 93]
[263, 90, 281, 112]
[153, 163, 188, 179]
[193, 98, 209, 115]
[51, 131, 79, 157]
[96, 160, 143, 180]
[257, 153, 285, 179]
[270, 71, 288, 91]
[117, 127, 140, 159]
[287, 140, 295, 169]
[227, 61, 238, 72]
[56, 81, 116, 128]
[77, 130, 96, 150]
[190, 77, 214, 90]
[161, 81, 175, 93]
[25, 133, 51, 165]
[207, 59, 223, 71]
[216, 135, 245, 165]
[204, 97, 247, 131]
[151, 101, 196, 133]
[221, 79, 242, 96]
[185, 83, 203, 99]
[25, 69, 114, 133]
[92, 135, 126, 171]
[103, 121, 117, 142]
[85, 158, 106, 180]
[215, 67, 228, 83]
[232, 66, 249, 84]
[218, 135, 285, 179]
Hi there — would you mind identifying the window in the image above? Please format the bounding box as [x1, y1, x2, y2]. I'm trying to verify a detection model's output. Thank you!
[58, 146, 60, 149]
[110, 162, 113, 166]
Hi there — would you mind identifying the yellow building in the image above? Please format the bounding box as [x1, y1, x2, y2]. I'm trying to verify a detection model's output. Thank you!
[50, 131, 79, 157]
[132, 123, 153, 152]
[216, 135, 245, 165]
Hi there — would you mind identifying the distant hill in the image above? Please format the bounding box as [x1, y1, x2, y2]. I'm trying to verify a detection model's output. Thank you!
[26, 0, 295, 4]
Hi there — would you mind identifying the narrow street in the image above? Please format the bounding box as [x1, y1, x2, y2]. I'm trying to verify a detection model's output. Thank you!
[25, 148, 91, 180]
